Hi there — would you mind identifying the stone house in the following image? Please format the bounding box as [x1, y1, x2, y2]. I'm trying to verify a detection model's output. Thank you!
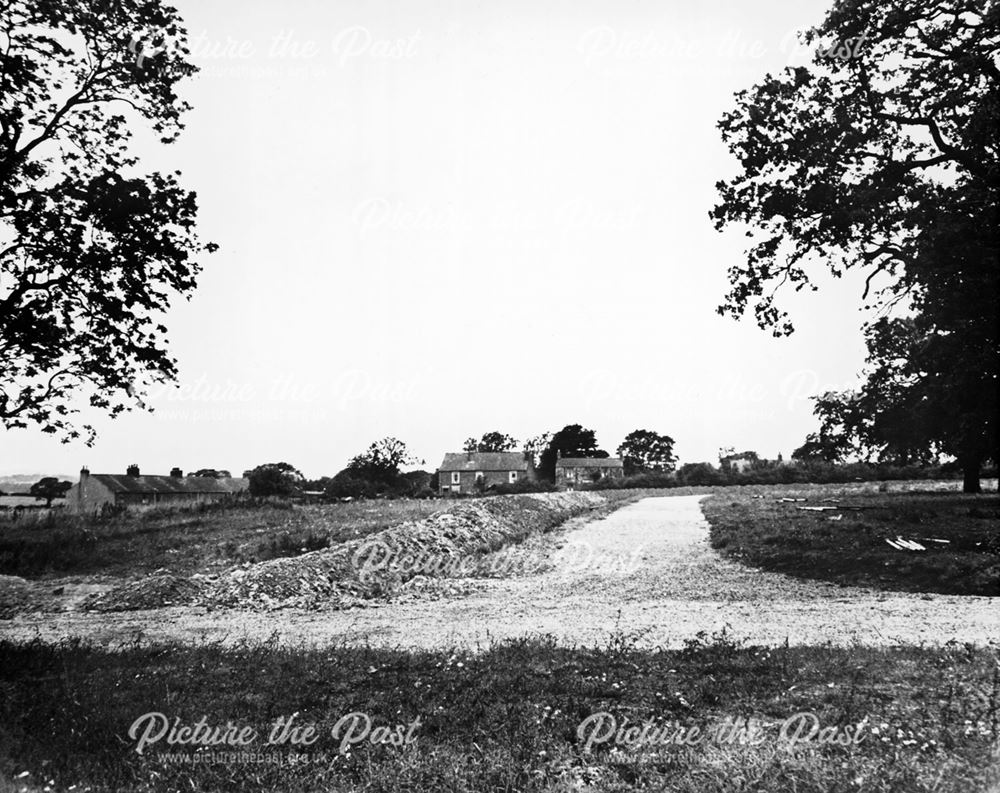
[66, 465, 247, 513]
[555, 456, 625, 489]
[437, 452, 535, 495]
[719, 452, 758, 474]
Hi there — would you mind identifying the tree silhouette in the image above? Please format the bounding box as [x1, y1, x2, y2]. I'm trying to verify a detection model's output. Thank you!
[0, 1, 215, 443]
[713, 0, 998, 491]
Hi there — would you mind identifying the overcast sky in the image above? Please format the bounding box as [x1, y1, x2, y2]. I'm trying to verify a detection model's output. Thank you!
[3, 0, 876, 479]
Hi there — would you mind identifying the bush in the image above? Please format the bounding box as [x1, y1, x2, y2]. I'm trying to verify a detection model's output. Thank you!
[324, 472, 380, 500]
[487, 478, 555, 496]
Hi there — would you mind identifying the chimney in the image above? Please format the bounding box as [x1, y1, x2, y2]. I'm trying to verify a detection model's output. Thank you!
[126, 464, 140, 477]
[170, 467, 183, 479]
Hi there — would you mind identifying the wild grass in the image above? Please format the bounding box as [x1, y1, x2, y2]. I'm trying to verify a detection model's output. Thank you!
[702, 489, 1000, 596]
[0, 633, 997, 792]
[0, 499, 444, 580]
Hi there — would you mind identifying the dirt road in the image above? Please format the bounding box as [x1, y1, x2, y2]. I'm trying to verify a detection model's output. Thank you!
[2, 496, 996, 649]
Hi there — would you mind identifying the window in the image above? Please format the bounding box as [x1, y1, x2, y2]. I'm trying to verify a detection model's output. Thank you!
[450, 472, 460, 485]
[509, 471, 518, 483]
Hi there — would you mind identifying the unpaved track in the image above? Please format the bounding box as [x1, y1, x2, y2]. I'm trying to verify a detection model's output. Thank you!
[2, 496, 997, 649]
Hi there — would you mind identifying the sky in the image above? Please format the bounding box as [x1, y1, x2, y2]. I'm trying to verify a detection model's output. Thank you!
[2, 0, 876, 479]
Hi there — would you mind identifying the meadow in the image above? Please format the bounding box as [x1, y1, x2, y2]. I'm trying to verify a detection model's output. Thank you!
[0, 631, 996, 792]
[702, 489, 1000, 596]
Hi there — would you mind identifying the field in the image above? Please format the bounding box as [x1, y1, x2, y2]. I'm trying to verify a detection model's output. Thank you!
[1, 482, 998, 792]
[702, 489, 1000, 596]
[0, 499, 447, 580]
[1, 633, 997, 793]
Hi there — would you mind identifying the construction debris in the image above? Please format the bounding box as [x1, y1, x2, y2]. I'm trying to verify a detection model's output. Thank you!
[84, 572, 209, 612]
[885, 537, 927, 552]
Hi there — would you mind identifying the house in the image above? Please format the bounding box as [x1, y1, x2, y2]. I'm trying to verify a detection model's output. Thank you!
[719, 452, 759, 474]
[66, 465, 248, 513]
[555, 456, 625, 489]
[437, 452, 535, 495]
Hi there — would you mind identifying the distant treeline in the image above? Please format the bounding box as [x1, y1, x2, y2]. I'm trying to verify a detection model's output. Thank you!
[583, 461, 998, 491]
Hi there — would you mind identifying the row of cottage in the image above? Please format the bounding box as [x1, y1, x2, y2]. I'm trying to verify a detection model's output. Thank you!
[66, 452, 624, 512]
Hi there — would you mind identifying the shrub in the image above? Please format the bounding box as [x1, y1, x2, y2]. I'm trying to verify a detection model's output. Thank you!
[488, 479, 555, 496]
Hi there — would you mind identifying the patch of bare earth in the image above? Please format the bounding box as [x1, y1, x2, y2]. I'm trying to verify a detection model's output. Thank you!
[1, 496, 997, 649]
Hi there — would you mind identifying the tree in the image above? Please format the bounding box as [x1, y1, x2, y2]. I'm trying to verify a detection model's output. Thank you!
[617, 429, 677, 475]
[522, 433, 551, 467]
[806, 314, 995, 488]
[247, 462, 303, 497]
[0, 1, 215, 444]
[463, 431, 518, 453]
[345, 437, 422, 486]
[792, 431, 847, 464]
[712, 0, 998, 491]
[29, 476, 71, 506]
[538, 424, 608, 481]
[675, 463, 723, 486]
[189, 469, 231, 479]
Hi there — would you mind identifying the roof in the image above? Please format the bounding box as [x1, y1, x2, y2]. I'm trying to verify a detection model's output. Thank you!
[89, 474, 248, 495]
[438, 452, 531, 472]
[555, 457, 624, 469]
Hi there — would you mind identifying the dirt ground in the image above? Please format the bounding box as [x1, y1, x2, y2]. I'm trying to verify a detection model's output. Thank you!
[2, 495, 996, 650]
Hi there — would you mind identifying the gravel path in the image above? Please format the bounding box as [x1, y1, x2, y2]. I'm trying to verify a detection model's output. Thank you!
[2, 496, 997, 649]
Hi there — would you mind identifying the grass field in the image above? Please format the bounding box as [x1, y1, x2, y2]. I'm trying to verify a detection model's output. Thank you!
[0, 500, 446, 580]
[0, 633, 997, 793]
[702, 489, 1000, 596]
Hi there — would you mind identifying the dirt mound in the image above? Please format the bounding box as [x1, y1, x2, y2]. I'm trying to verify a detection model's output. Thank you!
[84, 572, 208, 612]
[203, 492, 605, 610]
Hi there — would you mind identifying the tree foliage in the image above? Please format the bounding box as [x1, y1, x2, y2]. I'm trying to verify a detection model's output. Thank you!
[345, 437, 421, 486]
[189, 469, 231, 479]
[462, 432, 518, 453]
[522, 433, 551, 468]
[538, 424, 608, 481]
[802, 313, 997, 488]
[247, 462, 303, 498]
[617, 429, 677, 475]
[29, 476, 71, 506]
[713, 0, 999, 491]
[0, 0, 214, 443]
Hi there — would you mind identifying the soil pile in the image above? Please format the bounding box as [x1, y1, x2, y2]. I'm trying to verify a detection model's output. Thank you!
[86, 493, 605, 612]
[205, 492, 604, 610]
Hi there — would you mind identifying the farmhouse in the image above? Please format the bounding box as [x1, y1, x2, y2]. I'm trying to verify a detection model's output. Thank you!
[66, 466, 248, 513]
[437, 452, 535, 495]
[555, 456, 625, 489]
[720, 452, 758, 473]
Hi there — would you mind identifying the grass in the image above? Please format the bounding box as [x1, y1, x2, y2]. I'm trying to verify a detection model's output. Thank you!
[0, 633, 997, 792]
[0, 499, 444, 580]
[702, 488, 1000, 596]
[0, 491, 645, 583]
